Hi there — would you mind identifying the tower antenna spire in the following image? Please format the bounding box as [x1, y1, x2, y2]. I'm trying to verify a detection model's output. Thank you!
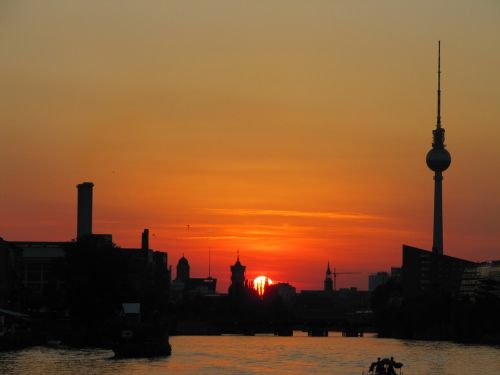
[437, 40, 442, 129]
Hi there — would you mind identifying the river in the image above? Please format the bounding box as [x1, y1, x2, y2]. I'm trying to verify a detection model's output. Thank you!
[0, 333, 499, 374]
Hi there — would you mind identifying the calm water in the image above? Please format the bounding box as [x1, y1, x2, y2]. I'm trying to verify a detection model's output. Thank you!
[0, 333, 499, 375]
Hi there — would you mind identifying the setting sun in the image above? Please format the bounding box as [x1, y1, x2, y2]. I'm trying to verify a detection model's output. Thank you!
[253, 276, 273, 296]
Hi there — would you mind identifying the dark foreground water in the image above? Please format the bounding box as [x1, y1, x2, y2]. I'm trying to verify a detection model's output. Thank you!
[0, 333, 499, 375]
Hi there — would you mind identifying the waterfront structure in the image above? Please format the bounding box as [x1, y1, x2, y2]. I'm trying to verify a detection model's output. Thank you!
[460, 261, 500, 300]
[402, 245, 475, 297]
[3, 182, 170, 312]
[0, 239, 22, 309]
[297, 266, 371, 320]
[324, 262, 333, 292]
[425, 41, 451, 255]
[12, 241, 67, 309]
[119, 228, 170, 298]
[297, 287, 371, 320]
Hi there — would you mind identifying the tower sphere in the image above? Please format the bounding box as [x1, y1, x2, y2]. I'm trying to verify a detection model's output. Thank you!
[426, 147, 451, 172]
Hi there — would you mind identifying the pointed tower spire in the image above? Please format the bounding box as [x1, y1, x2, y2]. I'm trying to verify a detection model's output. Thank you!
[324, 261, 333, 292]
[229, 249, 246, 296]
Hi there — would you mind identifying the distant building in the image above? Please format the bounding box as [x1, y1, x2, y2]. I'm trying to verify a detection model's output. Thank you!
[175, 256, 190, 283]
[119, 230, 170, 298]
[12, 241, 68, 309]
[324, 262, 333, 292]
[368, 272, 389, 291]
[267, 283, 296, 306]
[0, 239, 22, 309]
[228, 255, 246, 297]
[296, 288, 371, 320]
[402, 245, 476, 297]
[294, 266, 371, 320]
[186, 277, 217, 295]
[171, 256, 216, 295]
[390, 267, 402, 281]
[461, 261, 500, 300]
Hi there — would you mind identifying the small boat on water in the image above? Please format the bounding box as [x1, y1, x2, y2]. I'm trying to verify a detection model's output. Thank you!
[363, 357, 403, 375]
[112, 303, 171, 358]
[113, 322, 171, 358]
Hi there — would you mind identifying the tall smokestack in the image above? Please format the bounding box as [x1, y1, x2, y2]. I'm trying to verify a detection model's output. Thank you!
[141, 229, 149, 250]
[77, 182, 94, 239]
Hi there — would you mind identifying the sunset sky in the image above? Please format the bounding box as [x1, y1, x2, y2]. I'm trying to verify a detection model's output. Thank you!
[1, 1, 499, 291]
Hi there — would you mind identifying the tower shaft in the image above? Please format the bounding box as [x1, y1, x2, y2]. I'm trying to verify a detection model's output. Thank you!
[432, 171, 443, 255]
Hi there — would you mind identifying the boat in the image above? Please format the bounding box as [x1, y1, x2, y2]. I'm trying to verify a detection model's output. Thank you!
[112, 303, 171, 358]
[363, 357, 403, 375]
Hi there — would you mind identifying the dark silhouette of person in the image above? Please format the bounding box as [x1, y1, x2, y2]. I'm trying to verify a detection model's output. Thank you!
[369, 357, 380, 373]
[375, 357, 385, 374]
[387, 357, 397, 375]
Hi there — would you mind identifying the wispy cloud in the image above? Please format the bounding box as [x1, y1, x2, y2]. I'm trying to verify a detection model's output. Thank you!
[203, 208, 380, 221]
[175, 235, 256, 240]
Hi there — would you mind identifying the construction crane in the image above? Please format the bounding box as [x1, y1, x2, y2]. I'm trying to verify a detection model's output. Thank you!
[333, 268, 361, 291]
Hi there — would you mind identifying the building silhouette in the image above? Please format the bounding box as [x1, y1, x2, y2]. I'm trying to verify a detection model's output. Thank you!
[171, 255, 216, 295]
[1, 182, 170, 312]
[401, 43, 476, 297]
[425, 41, 452, 256]
[175, 256, 190, 283]
[266, 283, 297, 307]
[460, 261, 500, 300]
[0, 239, 22, 309]
[324, 262, 333, 292]
[228, 254, 247, 296]
[402, 245, 475, 297]
[368, 272, 389, 291]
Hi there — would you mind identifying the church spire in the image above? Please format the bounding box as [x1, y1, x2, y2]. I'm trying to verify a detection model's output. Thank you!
[324, 261, 333, 292]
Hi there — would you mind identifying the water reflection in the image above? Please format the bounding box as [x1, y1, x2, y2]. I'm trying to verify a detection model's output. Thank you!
[0, 334, 499, 375]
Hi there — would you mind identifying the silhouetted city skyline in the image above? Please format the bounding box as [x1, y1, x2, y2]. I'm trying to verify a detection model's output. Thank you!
[2, 3, 500, 294]
[1, 3, 500, 371]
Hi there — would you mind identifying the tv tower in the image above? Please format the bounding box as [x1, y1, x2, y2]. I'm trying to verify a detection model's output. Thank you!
[426, 41, 451, 255]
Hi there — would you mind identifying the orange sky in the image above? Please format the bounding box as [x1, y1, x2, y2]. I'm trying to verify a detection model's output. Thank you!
[1, 1, 499, 291]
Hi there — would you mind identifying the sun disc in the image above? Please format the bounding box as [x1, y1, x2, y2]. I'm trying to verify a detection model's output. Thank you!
[253, 275, 273, 295]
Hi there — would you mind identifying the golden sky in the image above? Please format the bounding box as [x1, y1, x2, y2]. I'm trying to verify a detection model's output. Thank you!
[1, 1, 499, 291]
